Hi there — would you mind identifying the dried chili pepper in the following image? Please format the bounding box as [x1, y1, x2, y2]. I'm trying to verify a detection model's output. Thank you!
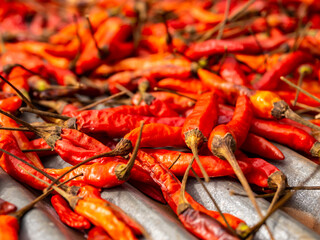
[87, 227, 112, 240]
[253, 51, 314, 90]
[51, 194, 91, 230]
[181, 92, 219, 181]
[0, 198, 17, 216]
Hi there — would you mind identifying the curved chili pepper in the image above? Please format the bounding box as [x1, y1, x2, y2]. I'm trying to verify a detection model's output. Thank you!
[181, 92, 219, 181]
[0, 114, 43, 168]
[51, 194, 91, 230]
[87, 226, 112, 240]
[135, 150, 245, 234]
[0, 131, 50, 190]
[219, 56, 250, 87]
[250, 118, 320, 157]
[144, 149, 250, 178]
[0, 198, 17, 215]
[74, 197, 137, 240]
[241, 133, 285, 160]
[253, 51, 314, 90]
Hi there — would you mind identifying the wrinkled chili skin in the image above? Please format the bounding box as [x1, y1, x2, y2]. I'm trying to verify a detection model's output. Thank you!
[74, 198, 136, 240]
[51, 195, 91, 230]
[87, 226, 112, 240]
[0, 215, 19, 240]
[178, 208, 239, 240]
[0, 198, 17, 215]
[144, 149, 250, 178]
[76, 110, 185, 138]
[250, 118, 316, 155]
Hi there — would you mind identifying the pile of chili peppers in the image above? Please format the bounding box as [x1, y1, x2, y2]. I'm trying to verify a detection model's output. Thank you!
[2, 0, 320, 239]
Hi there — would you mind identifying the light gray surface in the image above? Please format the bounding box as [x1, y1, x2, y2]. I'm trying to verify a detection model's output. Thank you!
[1, 144, 320, 239]
[272, 144, 320, 234]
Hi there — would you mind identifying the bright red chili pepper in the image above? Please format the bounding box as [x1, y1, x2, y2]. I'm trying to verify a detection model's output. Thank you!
[51, 194, 91, 230]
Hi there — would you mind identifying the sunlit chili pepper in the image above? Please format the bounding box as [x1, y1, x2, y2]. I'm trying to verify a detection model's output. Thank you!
[51, 194, 91, 230]
[253, 51, 314, 90]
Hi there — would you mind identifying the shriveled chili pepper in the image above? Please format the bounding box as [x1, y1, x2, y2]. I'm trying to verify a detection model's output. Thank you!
[0, 198, 17, 215]
[253, 51, 314, 90]
[143, 149, 250, 178]
[208, 95, 268, 227]
[181, 92, 219, 182]
[0, 114, 43, 168]
[135, 150, 246, 238]
[51, 194, 91, 230]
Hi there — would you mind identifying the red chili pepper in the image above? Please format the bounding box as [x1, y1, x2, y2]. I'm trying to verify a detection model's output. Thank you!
[0, 114, 43, 168]
[253, 51, 314, 90]
[241, 133, 285, 160]
[75, 17, 133, 74]
[144, 149, 250, 178]
[0, 198, 17, 215]
[181, 92, 218, 181]
[157, 78, 205, 94]
[136, 150, 245, 233]
[51, 194, 91, 230]
[219, 56, 250, 87]
[0, 215, 19, 240]
[250, 118, 320, 157]
[87, 226, 112, 240]
[0, 131, 49, 190]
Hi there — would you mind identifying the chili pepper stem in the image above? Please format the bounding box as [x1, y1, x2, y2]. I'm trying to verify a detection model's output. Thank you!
[77, 91, 127, 111]
[12, 172, 82, 220]
[20, 107, 71, 121]
[190, 167, 237, 234]
[86, 15, 109, 59]
[272, 100, 320, 132]
[115, 122, 144, 181]
[19, 164, 80, 209]
[44, 138, 133, 192]
[177, 156, 194, 215]
[22, 148, 53, 153]
[0, 126, 31, 131]
[185, 129, 210, 182]
[211, 134, 274, 239]
[168, 153, 181, 169]
[266, 171, 287, 216]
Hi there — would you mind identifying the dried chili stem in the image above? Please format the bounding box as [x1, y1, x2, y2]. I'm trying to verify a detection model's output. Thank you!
[168, 153, 181, 169]
[115, 121, 144, 181]
[77, 91, 126, 111]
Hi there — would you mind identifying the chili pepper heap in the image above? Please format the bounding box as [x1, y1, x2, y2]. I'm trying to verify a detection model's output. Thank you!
[1, 0, 320, 240]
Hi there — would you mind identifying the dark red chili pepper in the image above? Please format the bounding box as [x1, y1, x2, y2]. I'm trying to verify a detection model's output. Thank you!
[241, 133, 285, 160]
[87, 226, 112, 240]
[253, 51, 314, 90]
[0, 198, 17, 215]
[51, 194, 91, 230]
[135, 150, 245, 235]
